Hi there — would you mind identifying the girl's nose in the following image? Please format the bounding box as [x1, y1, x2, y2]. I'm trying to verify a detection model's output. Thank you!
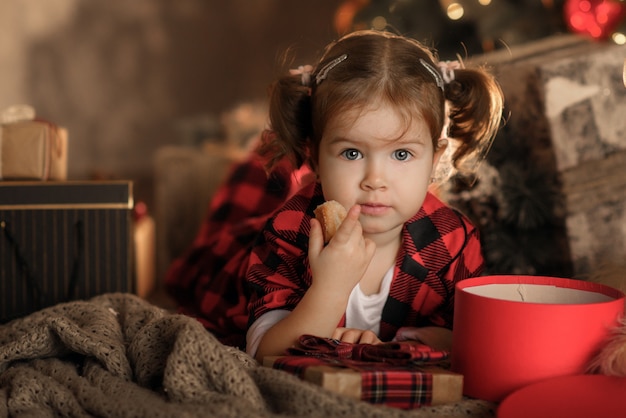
[360, 161, 386, 190]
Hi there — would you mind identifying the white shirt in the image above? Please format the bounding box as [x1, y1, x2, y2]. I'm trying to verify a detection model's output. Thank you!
[246, 267, 394, 357]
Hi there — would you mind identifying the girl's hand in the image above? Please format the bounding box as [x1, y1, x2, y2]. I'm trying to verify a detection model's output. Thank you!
[333, 327, 382, 345]
[253, 206, 375, 361]
[393, 326, 453, 351]
[308, 204, 376, 296]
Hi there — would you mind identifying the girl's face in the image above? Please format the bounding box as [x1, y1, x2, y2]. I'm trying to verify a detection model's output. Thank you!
[317, 103, 445, 241]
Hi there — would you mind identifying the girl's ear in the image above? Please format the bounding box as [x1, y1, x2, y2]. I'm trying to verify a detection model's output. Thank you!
[430, 102, 453, 182]
[431, 138, 448, 172]
[433, 100, 451, 170]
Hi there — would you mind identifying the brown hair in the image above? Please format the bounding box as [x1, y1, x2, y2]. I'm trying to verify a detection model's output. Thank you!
[258, 29, 504, 175]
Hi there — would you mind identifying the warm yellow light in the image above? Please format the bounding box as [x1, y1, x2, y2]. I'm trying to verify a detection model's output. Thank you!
[447, 3, 464, 20]
[612, 32, 626, 45]
[478, 0, 492, 5]
[372, 16, 387, 30]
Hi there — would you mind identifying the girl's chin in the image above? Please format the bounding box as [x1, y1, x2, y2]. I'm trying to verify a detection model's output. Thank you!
[361, 222, 404, 237]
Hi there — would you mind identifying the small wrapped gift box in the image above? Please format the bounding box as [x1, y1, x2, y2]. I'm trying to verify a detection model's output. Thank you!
[263, 335, 463, 409]
[451, 275, 625, 403]
[0, 180, 134, 322]
[0, 120, 68, 180]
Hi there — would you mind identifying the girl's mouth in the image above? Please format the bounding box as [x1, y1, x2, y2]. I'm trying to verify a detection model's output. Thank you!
[359, 203, 390, 216]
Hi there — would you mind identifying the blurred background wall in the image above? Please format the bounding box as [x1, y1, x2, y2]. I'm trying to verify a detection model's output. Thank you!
[0, 0, 342, 205]
[0, 0, 593, 207]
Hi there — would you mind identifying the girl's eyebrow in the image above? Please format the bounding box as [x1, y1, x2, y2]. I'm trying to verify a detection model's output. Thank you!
[327, 134, 428, 146]
[393, 136, 427, 145]
[326, 136, 358, 145]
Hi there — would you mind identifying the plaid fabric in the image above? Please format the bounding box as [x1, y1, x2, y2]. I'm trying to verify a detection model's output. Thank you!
[164, 155, 314, 348]
[286, 334, 449, 365]
[272, 356, 435, 409]
[247, 181, 484, 340]
[271, 335, 451, 409]
[166, 155, 483, 349]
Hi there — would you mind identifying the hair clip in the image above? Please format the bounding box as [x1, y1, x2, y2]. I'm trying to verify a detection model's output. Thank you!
[438, 60, 461, 84]
[316, 54, 348, 85]
[419, 58, 444, 91]
[289, 64, 314, 86]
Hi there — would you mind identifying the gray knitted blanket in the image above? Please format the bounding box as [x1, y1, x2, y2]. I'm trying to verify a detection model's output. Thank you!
[0, 293, 495, 417]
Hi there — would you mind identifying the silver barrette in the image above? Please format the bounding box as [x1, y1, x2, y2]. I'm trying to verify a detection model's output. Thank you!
[316, 54, 348, 85]
[419, 58, 444, 91]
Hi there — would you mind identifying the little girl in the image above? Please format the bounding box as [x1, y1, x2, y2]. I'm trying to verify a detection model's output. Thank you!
[165, 29, 504, 360]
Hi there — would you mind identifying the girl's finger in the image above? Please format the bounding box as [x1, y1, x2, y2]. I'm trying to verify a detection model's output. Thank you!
[332, 204, 362, 241]
[308, 218, 324, 258]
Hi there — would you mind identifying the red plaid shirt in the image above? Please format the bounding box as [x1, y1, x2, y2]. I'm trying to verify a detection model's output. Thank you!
[247, 181, 484, 342]
[165, 156, 312, 348]
[166, 156, 483, 349]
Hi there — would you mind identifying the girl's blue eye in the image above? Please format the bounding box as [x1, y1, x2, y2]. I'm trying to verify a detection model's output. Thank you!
[393, 149, 411, 161]
[342, 149, 361, 160]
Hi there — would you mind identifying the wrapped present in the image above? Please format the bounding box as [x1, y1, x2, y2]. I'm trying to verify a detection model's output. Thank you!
[0, 180, 134, 322]
[263, 335, 463, 409]
[444, 34, 626, 278]
[0, 119, 68, 180]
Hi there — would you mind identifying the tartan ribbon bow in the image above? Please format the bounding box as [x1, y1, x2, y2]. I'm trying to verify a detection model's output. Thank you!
[286, 334, 449, 365]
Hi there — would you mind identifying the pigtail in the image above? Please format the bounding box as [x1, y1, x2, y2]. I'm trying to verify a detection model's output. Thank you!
[257, 73, 313, 172]
[444, 66, 504, 174]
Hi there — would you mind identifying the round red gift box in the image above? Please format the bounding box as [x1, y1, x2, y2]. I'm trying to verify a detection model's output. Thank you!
[498, 374, 626, 418]
[450, 275, 625, 403]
